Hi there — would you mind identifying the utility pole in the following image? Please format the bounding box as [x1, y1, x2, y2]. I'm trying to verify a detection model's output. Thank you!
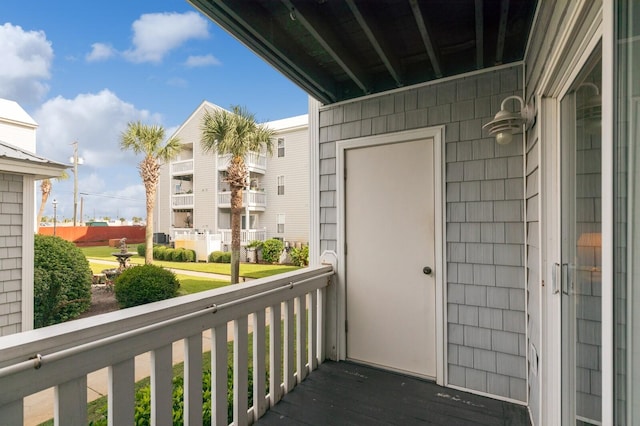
[69, 142, 84, 227]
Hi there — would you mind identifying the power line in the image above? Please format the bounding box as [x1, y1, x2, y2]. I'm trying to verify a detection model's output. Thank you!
[79, 192, 140, 201]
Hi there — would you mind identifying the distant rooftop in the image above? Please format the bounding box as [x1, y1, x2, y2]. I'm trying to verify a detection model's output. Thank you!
[0, 98, 38, 128]
[267, 114, 308, 131]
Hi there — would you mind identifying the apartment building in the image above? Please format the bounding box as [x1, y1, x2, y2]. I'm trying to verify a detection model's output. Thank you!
[155, 100, 309, 249]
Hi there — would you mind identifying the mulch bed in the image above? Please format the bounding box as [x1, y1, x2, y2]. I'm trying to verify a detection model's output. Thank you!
[77, 286, 120, 318]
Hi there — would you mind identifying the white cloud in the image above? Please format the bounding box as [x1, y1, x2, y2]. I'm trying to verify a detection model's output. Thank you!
[86, 42, 117, 62]
[185, 54, 220, 68]
[33, 89, 162, 167]
[123, 11, 209, 64]
[0, 23, 53, 105]
[34, 89, 170, 219]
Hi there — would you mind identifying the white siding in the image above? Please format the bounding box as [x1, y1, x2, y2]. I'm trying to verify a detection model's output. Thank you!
[156, 102, 309, 247]
[261, 126, 309, 244]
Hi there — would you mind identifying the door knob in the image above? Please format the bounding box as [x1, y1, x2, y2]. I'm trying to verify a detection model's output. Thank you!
[423, 266, 432, 275]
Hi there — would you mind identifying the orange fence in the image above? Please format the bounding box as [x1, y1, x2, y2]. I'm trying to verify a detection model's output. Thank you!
[38, 226, 146, 247]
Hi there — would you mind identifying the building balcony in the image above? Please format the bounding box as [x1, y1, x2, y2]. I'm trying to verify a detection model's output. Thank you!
[218, 152, 267, 174]
[0, 258, 528, 425]
[218, 190, 266, 211]
[171, 159, 194, 176]
[172, 193, 194, 209]
[0, 265, 335, 425]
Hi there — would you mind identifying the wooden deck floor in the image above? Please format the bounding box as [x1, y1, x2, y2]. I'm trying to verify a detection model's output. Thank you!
[256, 361, 530, 425]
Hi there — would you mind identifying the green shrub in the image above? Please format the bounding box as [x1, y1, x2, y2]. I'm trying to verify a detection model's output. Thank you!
[137, 243, 146, 257]
[153, 245, 167, 260]
[160, 248, 174, 261]
[89, 364, 259, 425]
[290, 245, 309, 267]
[261, 239, 284, 264]
[184, 249, 196, 262]
[34, 235, 92, 328]
[208, 251, 231, 263]
[171, 248, 186, 262]
[114, 265, 179, 308]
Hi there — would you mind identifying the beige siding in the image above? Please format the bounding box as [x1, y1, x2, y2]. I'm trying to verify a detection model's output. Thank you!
[261, 127, 310, 244]
[0, 173, 23, 336]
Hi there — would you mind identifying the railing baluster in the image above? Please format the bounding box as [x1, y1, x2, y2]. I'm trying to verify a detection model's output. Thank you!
[308, 291, 318, 371]
[184, 334, 203, 426]
[318, 288, 326, 364]
[253, 310, 267, 421]
[109, 358, 134, 425]
[234, 316, 249, 426]
[296, 295, 307, 383]
[212, 323, 228, 426]
[284, 298, 295, 393]
[151, 345, 173, 426]
[269, 302, 282, 406]
[55, 376, 87, 425]
[0, 399, 22, 425]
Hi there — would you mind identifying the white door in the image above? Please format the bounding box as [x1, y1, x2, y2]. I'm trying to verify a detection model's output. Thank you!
[345, 138, 436, 378]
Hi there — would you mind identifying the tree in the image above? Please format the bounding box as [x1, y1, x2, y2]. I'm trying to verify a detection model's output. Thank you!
[201, 105, 274, 284]
[120, 121, 181, 264]
[36, 171, 69, 226]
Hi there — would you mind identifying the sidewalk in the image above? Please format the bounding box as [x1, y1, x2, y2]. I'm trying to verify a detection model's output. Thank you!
[24, 260, 248, 425]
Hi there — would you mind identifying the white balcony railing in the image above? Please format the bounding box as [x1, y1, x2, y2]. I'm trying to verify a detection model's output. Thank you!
[219, 228, 267, 245]
[171, 159, 194, 175]
[0, 264, 335, 425]
[218, 190, 266, 210]
[218, 153, 267, 174]
[172, 193, 194, 208]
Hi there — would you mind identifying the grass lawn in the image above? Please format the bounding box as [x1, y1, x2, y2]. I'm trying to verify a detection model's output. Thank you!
[81, 246, 300, 279]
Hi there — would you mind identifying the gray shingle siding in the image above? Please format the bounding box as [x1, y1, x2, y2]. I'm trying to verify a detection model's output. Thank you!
[0, 173, 23, 336]
[318, 65, 527, 401]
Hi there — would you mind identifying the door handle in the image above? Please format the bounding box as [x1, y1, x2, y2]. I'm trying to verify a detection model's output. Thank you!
[562, 263, 570, 295]
[423, 266, 432, 275]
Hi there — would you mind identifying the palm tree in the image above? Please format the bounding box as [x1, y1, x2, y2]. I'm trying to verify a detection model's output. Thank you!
[201, 105, 275, 284]
[36, 171, 69, 226]
[120, 121, 181, 264]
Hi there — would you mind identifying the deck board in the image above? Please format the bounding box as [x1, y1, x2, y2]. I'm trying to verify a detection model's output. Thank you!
[256, 361, 530, 425]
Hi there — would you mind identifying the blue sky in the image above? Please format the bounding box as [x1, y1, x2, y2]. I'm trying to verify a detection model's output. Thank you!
[0, 0, 309, 221]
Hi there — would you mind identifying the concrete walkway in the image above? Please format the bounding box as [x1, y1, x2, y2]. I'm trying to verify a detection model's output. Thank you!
[23, 259, 249, 425]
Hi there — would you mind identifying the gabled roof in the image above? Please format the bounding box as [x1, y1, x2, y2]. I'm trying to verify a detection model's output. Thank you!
[0, 140, 68, 180]
[189, 0, 538, 105]
[0, 99, 38, 128]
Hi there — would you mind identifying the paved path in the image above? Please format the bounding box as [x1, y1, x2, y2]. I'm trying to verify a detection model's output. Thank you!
[24, 259, 255, 425]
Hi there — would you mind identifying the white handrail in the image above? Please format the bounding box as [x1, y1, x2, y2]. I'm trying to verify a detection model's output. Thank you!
[0, 265, 334, 425]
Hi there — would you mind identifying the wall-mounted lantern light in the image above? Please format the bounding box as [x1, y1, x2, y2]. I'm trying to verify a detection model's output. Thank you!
[577, 82, 601, 135]
[483, 95, 534, 145]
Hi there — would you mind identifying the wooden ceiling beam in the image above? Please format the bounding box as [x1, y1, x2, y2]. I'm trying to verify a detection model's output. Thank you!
[345, 0, 403, 88]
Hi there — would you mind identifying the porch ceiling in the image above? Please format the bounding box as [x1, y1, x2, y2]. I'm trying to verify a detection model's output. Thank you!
[188, 0, 538, 105]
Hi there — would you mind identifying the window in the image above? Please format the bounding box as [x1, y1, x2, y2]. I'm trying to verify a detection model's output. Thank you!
[277, 175, 285, 195]
[277, 138, 285, 157]
[277, 214, 285, 233]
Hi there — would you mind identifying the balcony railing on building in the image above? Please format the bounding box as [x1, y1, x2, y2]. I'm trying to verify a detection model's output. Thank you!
[218, 152, 267, 174]
[172, 193, 194, 209]
[171, 159, 194, 176]
[219, 228, 267, 246]
[218, 190, 266, 211]
[0, 260, 336, 425]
